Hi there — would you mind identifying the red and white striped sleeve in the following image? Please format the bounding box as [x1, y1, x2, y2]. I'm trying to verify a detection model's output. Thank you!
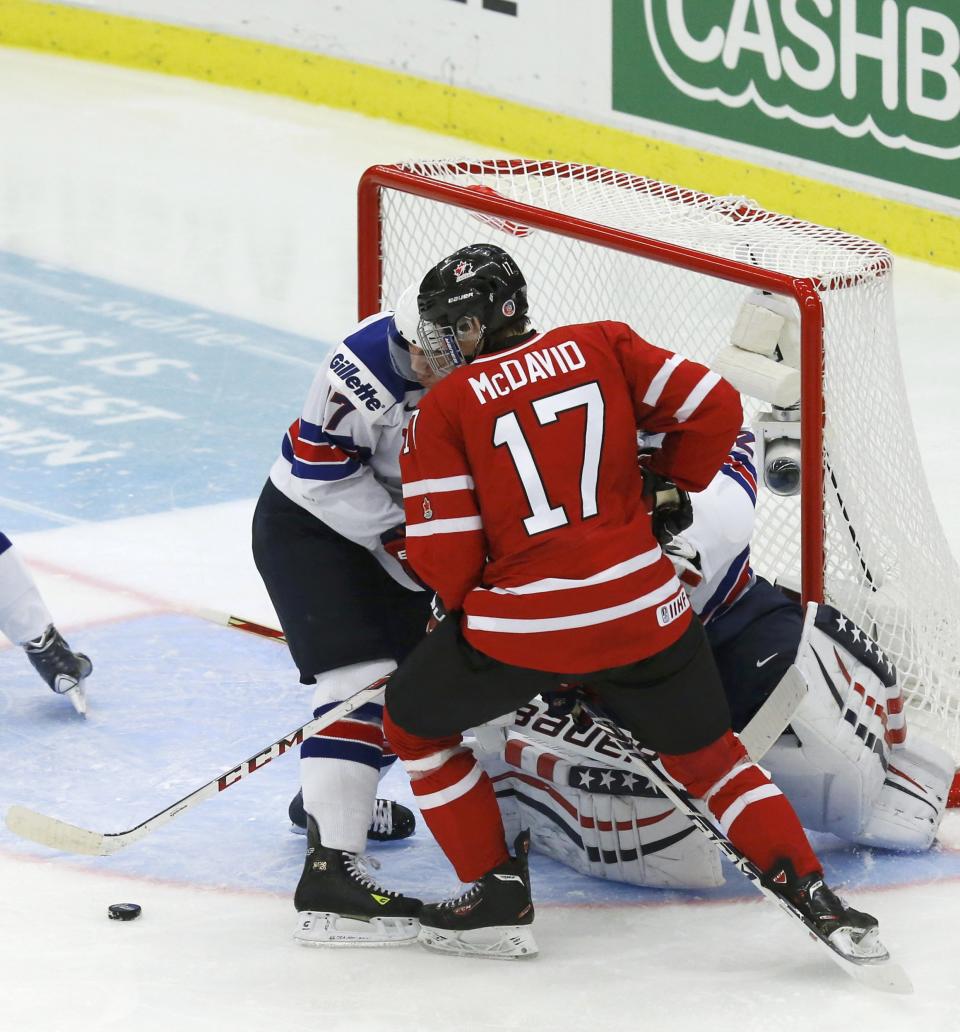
[611, 324, 742, 493]
[399, 395, 487, 612]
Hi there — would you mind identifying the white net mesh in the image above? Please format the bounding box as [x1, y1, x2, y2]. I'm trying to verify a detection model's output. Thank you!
[368, 159, 960, 759]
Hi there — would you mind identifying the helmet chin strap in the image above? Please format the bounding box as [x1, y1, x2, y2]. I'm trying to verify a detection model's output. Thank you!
[463, 328, 487, 364]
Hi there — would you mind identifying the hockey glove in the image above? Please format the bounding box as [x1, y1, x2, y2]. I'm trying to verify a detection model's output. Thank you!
[380, 524, 428, 589]
[542, 684, 592, 730]
[426, 592, 447, 634]
[642, 471, 693, 546]
[663, 534, 703, 590]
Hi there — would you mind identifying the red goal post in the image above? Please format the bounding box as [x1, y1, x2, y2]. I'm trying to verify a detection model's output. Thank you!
[356, 158, 959, 758]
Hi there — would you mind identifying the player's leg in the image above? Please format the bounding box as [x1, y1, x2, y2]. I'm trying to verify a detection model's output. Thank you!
[251, 481, 426, 945]
[0, 532, 92, 714]
[384, 615, 554, 958]
[590, 616, 880, 950]
[282, 554, 426, 841]
[707, 577, 804, 732]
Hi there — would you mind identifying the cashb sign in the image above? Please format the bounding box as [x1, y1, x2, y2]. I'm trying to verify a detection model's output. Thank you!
[612, 1, 960, 200]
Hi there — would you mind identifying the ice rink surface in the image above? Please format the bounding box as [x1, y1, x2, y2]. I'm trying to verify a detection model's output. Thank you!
[1, 48, 960, 1032]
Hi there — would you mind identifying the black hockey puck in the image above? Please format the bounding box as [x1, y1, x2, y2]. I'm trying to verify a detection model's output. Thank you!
[107, 903, 142, 921]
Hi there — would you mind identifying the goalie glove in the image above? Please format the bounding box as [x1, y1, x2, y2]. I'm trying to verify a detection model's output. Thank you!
[642, 471, 693, 546]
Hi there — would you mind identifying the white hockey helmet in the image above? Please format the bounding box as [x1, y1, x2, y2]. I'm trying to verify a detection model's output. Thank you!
[387, 283, 422, 385]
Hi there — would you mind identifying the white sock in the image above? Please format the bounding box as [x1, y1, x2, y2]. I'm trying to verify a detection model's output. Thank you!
[301, 658, 396, 854]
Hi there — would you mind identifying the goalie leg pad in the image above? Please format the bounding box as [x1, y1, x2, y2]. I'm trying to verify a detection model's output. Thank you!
[858, 738, 955, 850]
[776, 603, 891, 839]
[472, 730, 723, 890]
[766, 602, 949, 849]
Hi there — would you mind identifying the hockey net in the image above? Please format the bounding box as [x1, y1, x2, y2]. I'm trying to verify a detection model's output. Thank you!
[357, 159, 960, 760]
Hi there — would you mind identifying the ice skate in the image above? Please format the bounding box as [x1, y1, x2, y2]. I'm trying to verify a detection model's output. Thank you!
[418, 830, 537, 960]
[288, 789, 416, 841]
[23, 625, 92, 717]
[765, 859, 886, 961]
[293, 816, 421, 947]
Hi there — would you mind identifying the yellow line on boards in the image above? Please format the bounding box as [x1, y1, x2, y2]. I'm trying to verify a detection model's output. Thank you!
[1, 0, 957, 269]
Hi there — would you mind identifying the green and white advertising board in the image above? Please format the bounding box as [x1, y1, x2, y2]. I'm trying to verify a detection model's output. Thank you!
[613, 1, 959, 201]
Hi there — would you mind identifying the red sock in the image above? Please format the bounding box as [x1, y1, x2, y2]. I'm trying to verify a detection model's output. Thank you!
[410, 750, 509, 882]
[385, 708, 508, 882]
[661, 731, 820, 878]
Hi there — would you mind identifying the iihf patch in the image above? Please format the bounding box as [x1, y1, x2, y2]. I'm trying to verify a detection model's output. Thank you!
[502, 299, 516, 317]
[656, 591, 690, 627]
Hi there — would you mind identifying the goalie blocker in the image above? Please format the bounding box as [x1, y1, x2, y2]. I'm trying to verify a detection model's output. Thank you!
[472, 602, 954, 891]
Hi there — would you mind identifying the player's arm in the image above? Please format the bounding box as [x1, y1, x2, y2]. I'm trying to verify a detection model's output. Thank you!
[284, 358, 404, 551]
[614, 324, 742, 493]
[671, 428, 759, 588]
[399, 397, 487, 612]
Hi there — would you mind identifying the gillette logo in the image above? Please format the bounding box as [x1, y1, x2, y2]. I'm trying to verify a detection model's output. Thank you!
[330, 353, 383, 411]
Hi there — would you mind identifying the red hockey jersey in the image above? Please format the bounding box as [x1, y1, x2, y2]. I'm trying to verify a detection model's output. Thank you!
[400, 322, 742, 674]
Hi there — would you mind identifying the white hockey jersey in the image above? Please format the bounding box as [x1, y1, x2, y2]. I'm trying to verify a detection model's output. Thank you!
[672, 427, 759, 624]
[268, 312, 426, 590]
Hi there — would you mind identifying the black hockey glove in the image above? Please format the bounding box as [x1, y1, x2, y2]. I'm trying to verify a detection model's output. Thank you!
[642, 471, 693, 546]
[541, 684, 592, 730]
[426, 592, 447, 634]
[380, 524, 428, 589]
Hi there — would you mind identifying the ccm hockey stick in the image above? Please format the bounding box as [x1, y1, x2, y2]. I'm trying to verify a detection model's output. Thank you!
[581, 706, 912, 995]
[5, 678, 388, 856]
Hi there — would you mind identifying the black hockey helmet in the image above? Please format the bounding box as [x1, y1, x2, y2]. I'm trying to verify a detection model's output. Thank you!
[416, 243, 528, 375]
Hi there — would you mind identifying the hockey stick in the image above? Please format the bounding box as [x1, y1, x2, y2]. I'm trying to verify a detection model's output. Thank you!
[739, 665, 806, 761]
[200, 610, 804, 759]
[498, 665, 806, 787]
[188, 606, 287, 645]
[580, 707, 912, 994]
[4, 677, 388, 856]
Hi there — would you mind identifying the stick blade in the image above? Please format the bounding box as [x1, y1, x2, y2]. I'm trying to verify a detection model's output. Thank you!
[5, 805, 115, 856]
[825, 946, 914, 995]
[740, 664, 807, 761]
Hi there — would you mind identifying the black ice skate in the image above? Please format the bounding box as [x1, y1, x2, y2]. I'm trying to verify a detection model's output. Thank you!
[287, 789, 416, 842]
[23, 625, 92, 717]
[418, 830, 537, 960]
[764, 859, 887, 961]
[293, 816, 421, 947]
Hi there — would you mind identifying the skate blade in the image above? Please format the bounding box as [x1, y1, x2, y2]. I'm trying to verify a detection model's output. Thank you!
[65, 684, 87, 717]
[418, 923, 538, 960]
[822, 933, 912, 994]
[828, 925, 888, 962]
[293, 911, 420, 948]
